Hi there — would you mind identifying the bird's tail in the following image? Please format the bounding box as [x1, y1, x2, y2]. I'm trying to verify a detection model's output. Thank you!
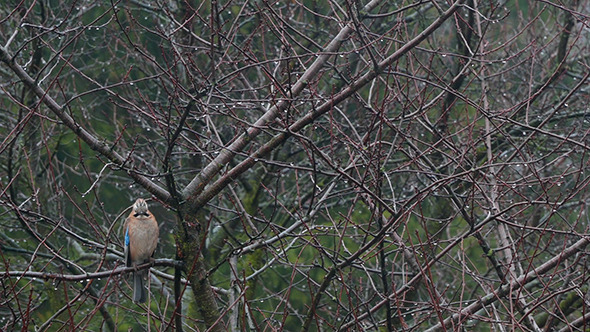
[133, 271, 147, 303]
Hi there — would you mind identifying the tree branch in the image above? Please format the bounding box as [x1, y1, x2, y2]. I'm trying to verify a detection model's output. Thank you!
[0, 45, 171, 203]
[180, 0, 387, 204]
[424, 235, 590, 332]
[190, 0, 467, 213]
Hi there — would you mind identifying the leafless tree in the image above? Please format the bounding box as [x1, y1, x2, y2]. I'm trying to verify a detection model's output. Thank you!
[1, 0, 590, 331]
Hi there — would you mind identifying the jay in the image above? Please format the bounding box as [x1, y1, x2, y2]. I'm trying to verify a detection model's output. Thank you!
[124, 198, 159, 303]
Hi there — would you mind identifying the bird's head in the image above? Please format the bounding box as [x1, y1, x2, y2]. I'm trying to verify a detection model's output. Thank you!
[133, 198, 150, 217]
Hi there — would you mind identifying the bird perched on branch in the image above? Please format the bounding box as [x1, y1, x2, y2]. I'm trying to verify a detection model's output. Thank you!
[124, 198, 159, 303]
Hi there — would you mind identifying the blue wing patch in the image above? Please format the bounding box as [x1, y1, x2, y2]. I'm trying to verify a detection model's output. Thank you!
[125, 227, 130, 246]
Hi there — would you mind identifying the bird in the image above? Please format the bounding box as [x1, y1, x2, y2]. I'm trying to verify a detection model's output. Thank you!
[124, 198, 159, 303]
